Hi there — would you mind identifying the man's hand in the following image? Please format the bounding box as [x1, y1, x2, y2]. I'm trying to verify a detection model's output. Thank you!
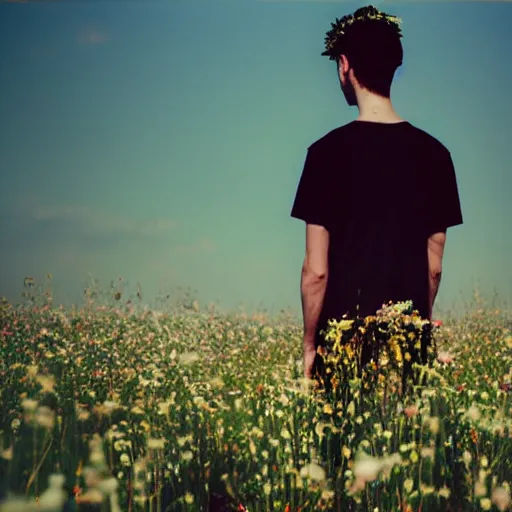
[303, 338, 317, 379]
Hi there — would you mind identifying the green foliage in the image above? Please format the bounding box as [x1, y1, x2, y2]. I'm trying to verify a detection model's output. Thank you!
[0, 278, 511, 511]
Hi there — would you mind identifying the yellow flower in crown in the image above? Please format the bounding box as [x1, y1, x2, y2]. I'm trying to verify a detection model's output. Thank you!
[322, 5, 403, 60]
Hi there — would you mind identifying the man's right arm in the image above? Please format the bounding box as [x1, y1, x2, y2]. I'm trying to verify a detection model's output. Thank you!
[425, 145, 463, 320]
[427, 231, 446, 320]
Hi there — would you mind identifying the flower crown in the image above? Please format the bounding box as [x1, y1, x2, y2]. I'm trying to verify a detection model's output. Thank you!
[322, 5, 402, 61]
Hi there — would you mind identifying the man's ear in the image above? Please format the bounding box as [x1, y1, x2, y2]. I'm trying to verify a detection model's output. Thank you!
[338, 54, 349, 75]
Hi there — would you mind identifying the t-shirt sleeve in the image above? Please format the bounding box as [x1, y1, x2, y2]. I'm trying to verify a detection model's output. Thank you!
[290, 146, 330, 229]
[426, 147, 463, 236]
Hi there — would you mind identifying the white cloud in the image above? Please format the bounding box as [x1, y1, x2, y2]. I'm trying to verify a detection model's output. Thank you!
[31, 204, 177, 238]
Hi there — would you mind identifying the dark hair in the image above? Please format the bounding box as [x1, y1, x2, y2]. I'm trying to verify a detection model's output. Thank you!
[323, 6, 403, 97]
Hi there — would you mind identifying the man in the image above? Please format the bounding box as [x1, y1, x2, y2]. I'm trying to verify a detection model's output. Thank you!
[290, 6, 463, 380]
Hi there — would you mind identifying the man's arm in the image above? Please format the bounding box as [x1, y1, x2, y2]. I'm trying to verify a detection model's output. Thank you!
[425, 147, 463, 320]
[301, 224, 329, 344]
[289, 145, 332, 377]
[427, 231, 446, 320]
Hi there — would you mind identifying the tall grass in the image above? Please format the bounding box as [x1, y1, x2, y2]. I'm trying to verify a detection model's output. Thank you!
[0, 275, 511, 511]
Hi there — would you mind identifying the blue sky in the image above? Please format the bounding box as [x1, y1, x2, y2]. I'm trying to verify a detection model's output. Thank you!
[0, 0, 511, 317]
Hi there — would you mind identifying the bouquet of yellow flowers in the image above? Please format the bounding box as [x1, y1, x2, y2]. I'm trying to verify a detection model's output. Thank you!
[314, 301, 436, 402]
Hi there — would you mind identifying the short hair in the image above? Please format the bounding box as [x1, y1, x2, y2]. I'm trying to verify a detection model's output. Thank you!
[322, 6, 403, 97]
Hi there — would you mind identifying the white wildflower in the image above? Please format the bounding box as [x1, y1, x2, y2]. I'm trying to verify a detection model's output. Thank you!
[492, 486, 511, 511]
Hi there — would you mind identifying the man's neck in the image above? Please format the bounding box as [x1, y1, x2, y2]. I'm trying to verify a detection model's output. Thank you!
[355, 91, 403, 123]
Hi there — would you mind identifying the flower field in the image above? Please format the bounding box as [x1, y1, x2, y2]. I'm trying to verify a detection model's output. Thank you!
[0, 278, 511, 511]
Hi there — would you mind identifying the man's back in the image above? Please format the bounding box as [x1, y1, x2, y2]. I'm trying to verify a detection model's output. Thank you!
[291, 120, 463, 323]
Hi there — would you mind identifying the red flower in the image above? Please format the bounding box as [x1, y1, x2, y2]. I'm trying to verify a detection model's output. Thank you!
[404, 404, 419, 418]
[432, 320, 443, 328]
[499, 382, 511, 392]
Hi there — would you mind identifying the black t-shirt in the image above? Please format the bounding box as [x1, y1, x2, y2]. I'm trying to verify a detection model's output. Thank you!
[291, 120, 463, 326]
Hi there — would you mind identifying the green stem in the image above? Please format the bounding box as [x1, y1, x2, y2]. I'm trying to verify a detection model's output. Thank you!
[26, 433, 53, 494]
